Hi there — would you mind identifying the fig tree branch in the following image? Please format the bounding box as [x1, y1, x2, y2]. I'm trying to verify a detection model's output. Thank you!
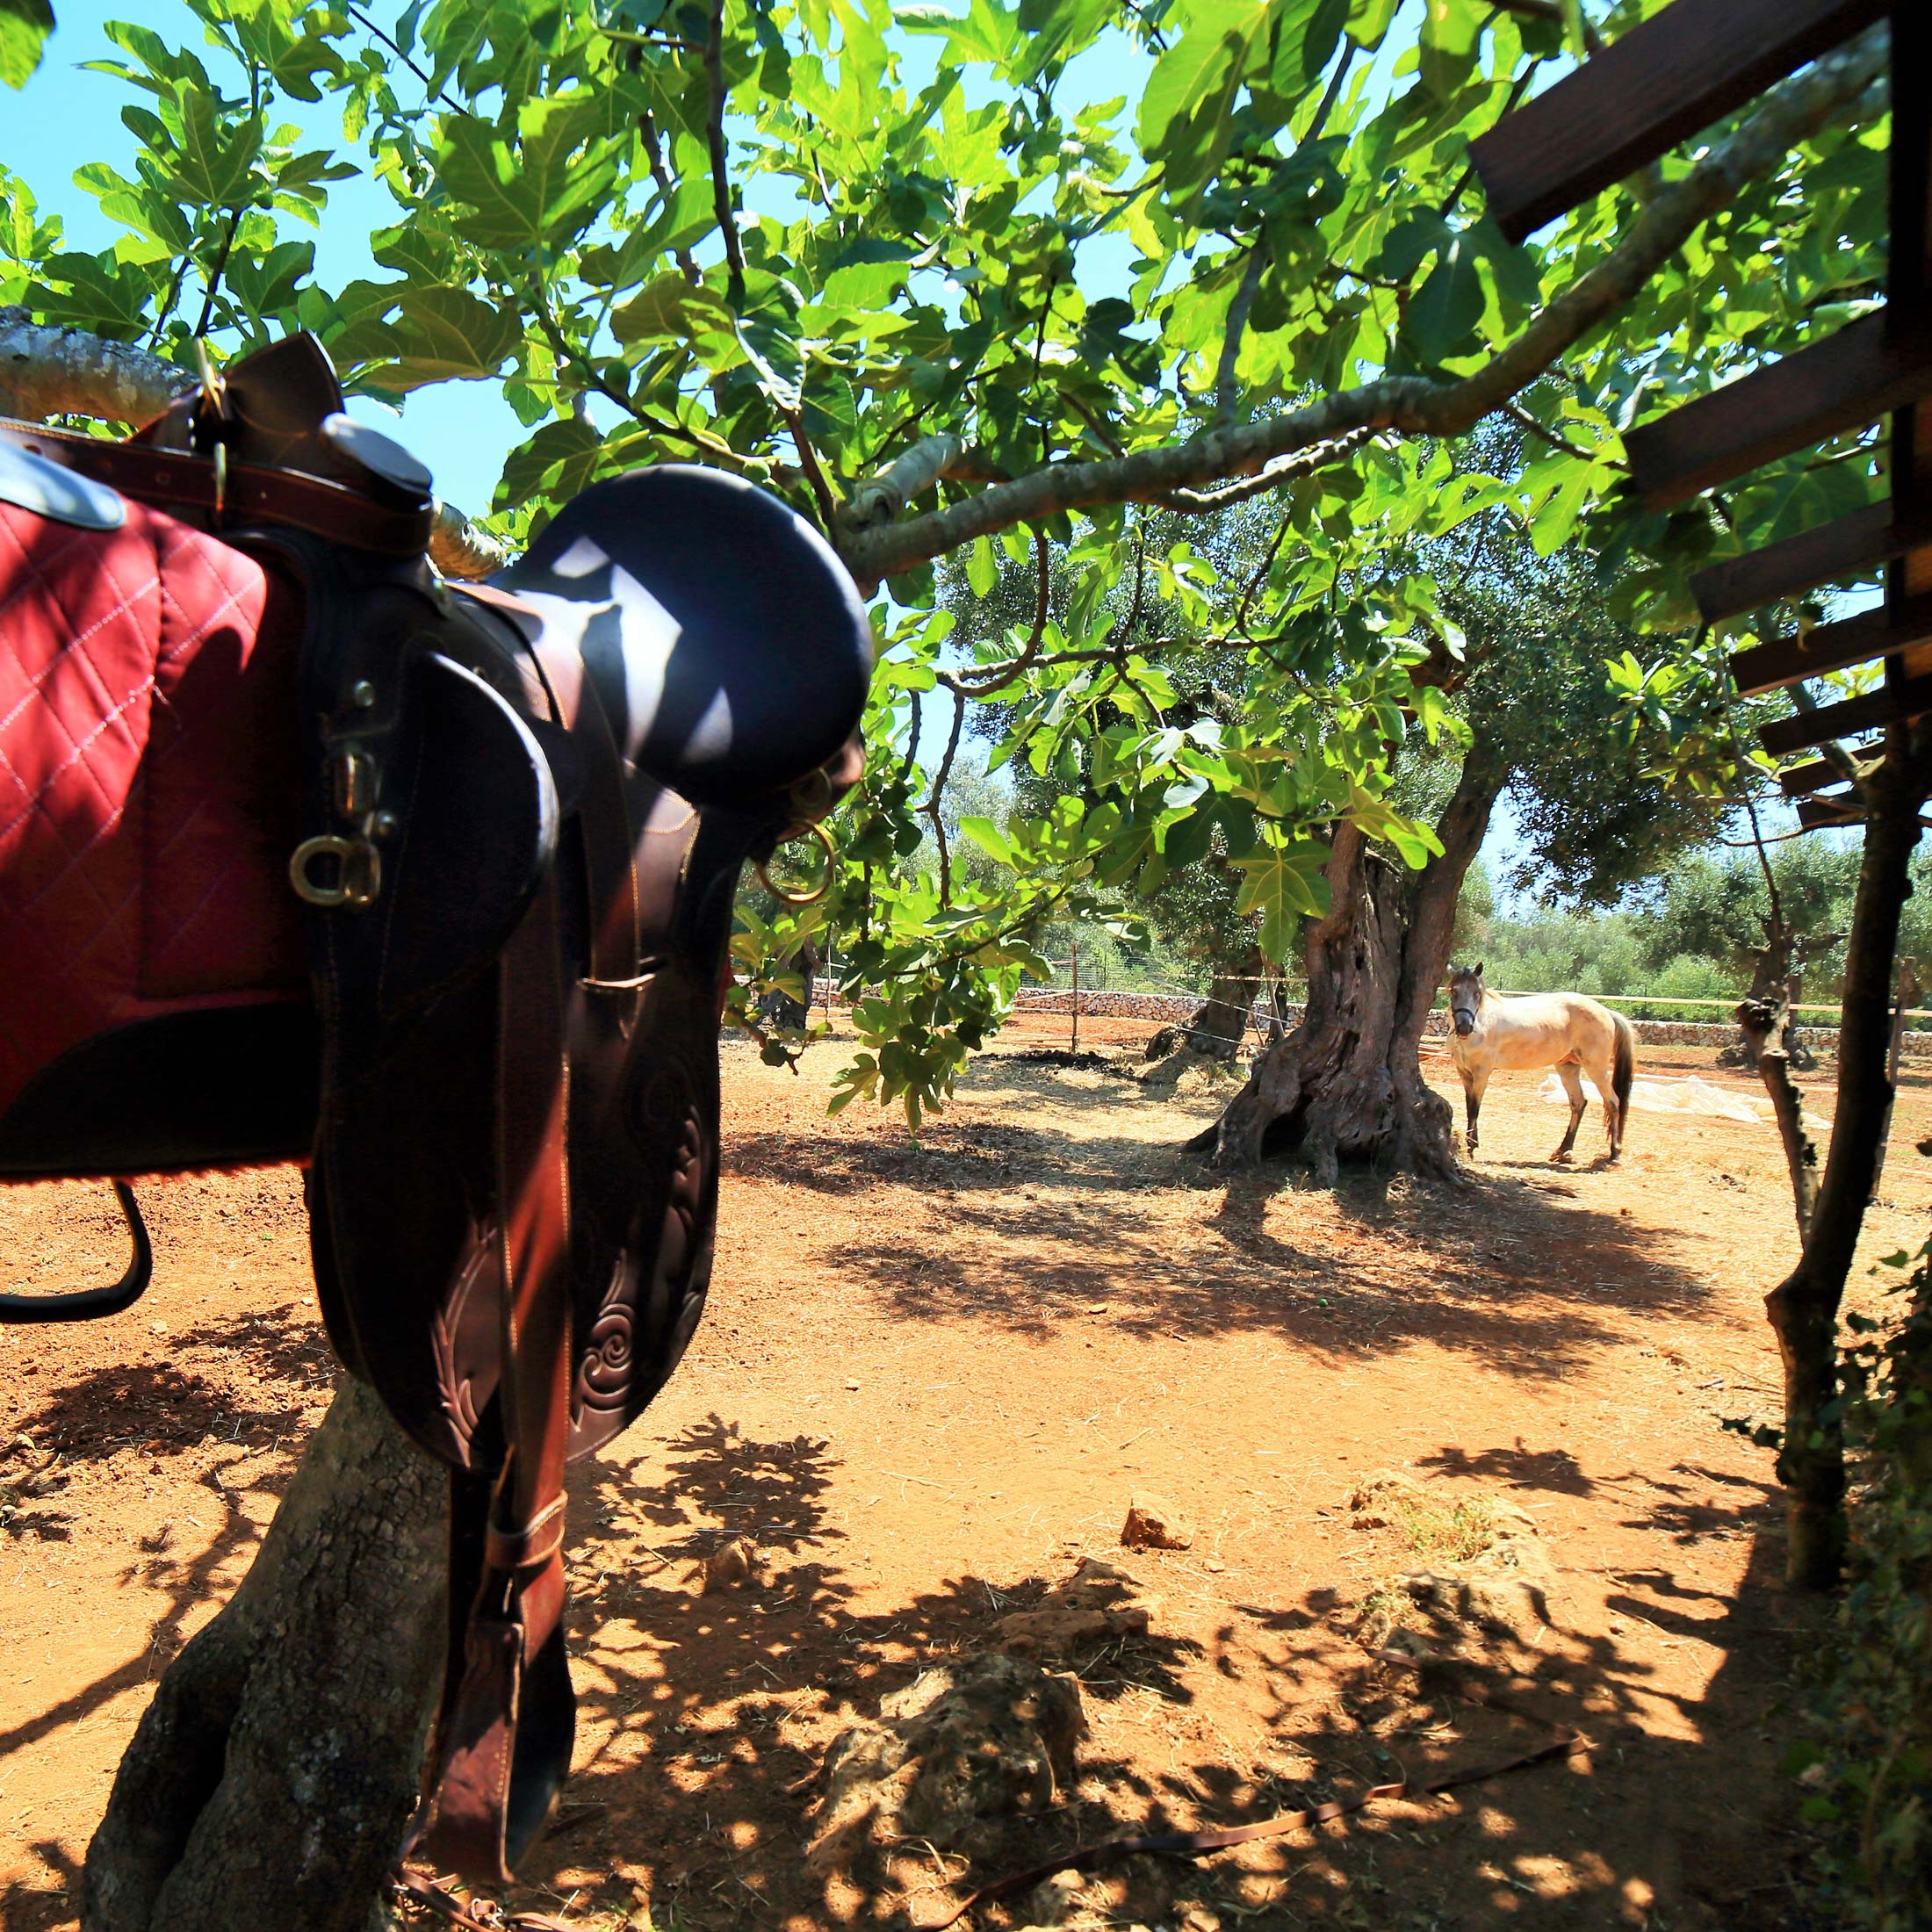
[0, 308, 191, 422]
[838, 27, 1885, 582]
[707, 0, 746, 312]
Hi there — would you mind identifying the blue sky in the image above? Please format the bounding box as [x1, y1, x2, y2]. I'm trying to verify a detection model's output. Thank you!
[8, 0, 537, 494]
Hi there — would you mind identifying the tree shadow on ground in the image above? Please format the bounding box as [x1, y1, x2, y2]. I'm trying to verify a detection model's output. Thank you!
[0, 1296, 325, 1768]
[792, 1062, 1717, 1383]
[482, 1417, 1820, 1932]
[0, 1840, 82, 1932]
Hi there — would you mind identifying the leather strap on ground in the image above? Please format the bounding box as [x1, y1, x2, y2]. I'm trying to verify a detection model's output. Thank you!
[919, 1730, 1592, 1929]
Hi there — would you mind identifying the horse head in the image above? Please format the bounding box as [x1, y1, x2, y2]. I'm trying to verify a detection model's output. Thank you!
[1447, 961, 1484, 1036]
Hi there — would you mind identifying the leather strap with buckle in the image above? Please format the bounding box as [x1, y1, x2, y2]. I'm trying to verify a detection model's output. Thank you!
[0, 416, 435, 559]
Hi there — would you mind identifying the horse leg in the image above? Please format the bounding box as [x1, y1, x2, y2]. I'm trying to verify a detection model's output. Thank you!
[1551, 1058, 1587, 1162]
[1585, 1043, 1622, 1159]
[1462, 1068, 1489, 1157]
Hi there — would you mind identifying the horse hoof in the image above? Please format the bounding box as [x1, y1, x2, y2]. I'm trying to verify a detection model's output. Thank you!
[1551, 1150, 1574, 1164]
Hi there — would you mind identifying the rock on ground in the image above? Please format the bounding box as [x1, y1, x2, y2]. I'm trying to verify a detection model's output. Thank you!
[806, 1653, 1085, 1872]
[1346, 1468, 1555, 1646]
[997, 1557, 1153, 1660]
[1121, 1491, 1193, 1551]
[701, 1535, 763, 1592]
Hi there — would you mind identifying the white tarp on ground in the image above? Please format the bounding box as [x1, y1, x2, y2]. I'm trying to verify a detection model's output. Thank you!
[1537, 1071, 1827, 1132]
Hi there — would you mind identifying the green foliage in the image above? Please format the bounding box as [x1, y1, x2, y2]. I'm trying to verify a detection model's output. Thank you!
[1634, 841, 1866, 987]
[0, 0, 1889, 1125]
[1793, 1245, 1932, 1930]
[0, 0, 54, 90]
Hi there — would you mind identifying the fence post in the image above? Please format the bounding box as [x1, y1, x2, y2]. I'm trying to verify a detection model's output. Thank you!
[1071, 941, 1079, 1054]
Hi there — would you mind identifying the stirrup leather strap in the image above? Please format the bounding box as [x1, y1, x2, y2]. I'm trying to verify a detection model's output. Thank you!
[417, 877, 578, 1882]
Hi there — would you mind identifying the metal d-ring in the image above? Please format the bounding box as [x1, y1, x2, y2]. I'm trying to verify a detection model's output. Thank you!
[754, 819, 836, 906]
[290, 833, 381, 908]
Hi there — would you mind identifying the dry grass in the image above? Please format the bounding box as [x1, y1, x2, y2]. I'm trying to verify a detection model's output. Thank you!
[1392, 1493, 1498, 1565]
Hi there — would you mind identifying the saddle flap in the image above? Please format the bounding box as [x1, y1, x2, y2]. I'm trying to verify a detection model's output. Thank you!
[375, 652, 561, 1020]
[492, 467, 874, 808]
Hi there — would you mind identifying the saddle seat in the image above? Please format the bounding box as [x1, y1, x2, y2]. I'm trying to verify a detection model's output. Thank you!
[0, 333, 873, 1882]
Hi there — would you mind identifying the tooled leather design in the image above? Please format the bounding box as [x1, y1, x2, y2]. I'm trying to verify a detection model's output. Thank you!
[429, 1221, 499, 1467]
[572, 1100, 707, 1425]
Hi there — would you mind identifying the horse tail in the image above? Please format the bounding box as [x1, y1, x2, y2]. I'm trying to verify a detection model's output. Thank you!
[1612, 1011, 1635, 1136]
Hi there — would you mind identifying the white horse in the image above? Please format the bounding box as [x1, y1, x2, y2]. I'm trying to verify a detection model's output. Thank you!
[1445, 962, 1634, 1163]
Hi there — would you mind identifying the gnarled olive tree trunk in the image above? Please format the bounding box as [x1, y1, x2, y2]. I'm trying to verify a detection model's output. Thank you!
[83, 1377, 445, 1932]
[1200, 746, 1506, 1180]
[1186, 941, 1270, 1062]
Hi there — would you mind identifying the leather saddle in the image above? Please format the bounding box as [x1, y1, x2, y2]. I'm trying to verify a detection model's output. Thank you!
[0, 334, 872, 1879]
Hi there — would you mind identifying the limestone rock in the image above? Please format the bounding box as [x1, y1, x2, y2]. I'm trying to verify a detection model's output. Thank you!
[1021, 1869, 1085, 1925]
[1399, 1568, 1549, 1640]
[702, 1535, 761, 1592]
[1346, 1472, 1554, 1646]
[1347, 1468, 1431, 1529]
[806, 1654, 1085, 1872]
[1121, 1492, 1193, 1551]
[997, 1557, 1153, 1660]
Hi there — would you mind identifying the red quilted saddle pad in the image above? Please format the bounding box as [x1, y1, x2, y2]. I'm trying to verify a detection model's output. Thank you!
[0, 499, 306, 1121]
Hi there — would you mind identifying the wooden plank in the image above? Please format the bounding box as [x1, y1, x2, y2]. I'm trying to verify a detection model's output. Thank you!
[1625, 312, 1932, 509]
[1798, 794, 1865, 829]
[1777, 744, 1879, 795]
[1890, 6, 1932, 674]
[1690, 501, 1932, 621]
[1729, 596, 1932, 696]
[1469, 0, 1887, 243]
[1760, 673, 1932, 756]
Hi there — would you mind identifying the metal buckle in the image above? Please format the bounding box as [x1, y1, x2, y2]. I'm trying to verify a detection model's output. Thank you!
[290, 834, 382, 909]
[332, 750, 375, 818]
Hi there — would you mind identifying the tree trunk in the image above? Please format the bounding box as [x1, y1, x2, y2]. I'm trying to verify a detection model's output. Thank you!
[83, 1376, 446, 1932]
[1763, 731, 1931, 1591]
[1186, 942, 1267, 1062]
[1737, 991, 1819, 1242]
[1719, 940, 1792, 1071]
[755, 938, 821, 1032]
[1202, 746, 1508, 1179]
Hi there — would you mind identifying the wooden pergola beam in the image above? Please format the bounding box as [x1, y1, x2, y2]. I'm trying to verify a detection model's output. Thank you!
[1797, 792, 1866, 828]
[1691, 501, 1932, 622]
[1625, 312, 1932, 510]
[1730, 596, 1932, 696]
[1777, 743, 1881, 795]
[1468, 0, 1887, 243]
[1761, 673, 1932, 755]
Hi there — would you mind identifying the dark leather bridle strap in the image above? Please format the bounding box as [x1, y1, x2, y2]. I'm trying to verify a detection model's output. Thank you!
[920, 1731, 1591, 1930]
[0, 417, 434, 557]
[416, 876, 577, 1881]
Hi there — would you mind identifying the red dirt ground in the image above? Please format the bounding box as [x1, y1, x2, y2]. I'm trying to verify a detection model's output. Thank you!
[3, 1028, 1925, 1931]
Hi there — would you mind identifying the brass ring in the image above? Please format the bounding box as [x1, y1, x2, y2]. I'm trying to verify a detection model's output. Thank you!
[786, 764, 834, 824]
[754, 819, 836, 906]
[290, 834, 381, 909]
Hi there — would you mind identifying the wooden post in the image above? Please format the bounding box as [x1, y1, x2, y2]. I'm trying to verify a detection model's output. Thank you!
[1070, 941, 1079, 1054]
[1871, 957, 1919, 1201]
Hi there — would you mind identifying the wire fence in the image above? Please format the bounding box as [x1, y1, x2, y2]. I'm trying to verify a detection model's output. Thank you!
[739, 963, 1932, 1058]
